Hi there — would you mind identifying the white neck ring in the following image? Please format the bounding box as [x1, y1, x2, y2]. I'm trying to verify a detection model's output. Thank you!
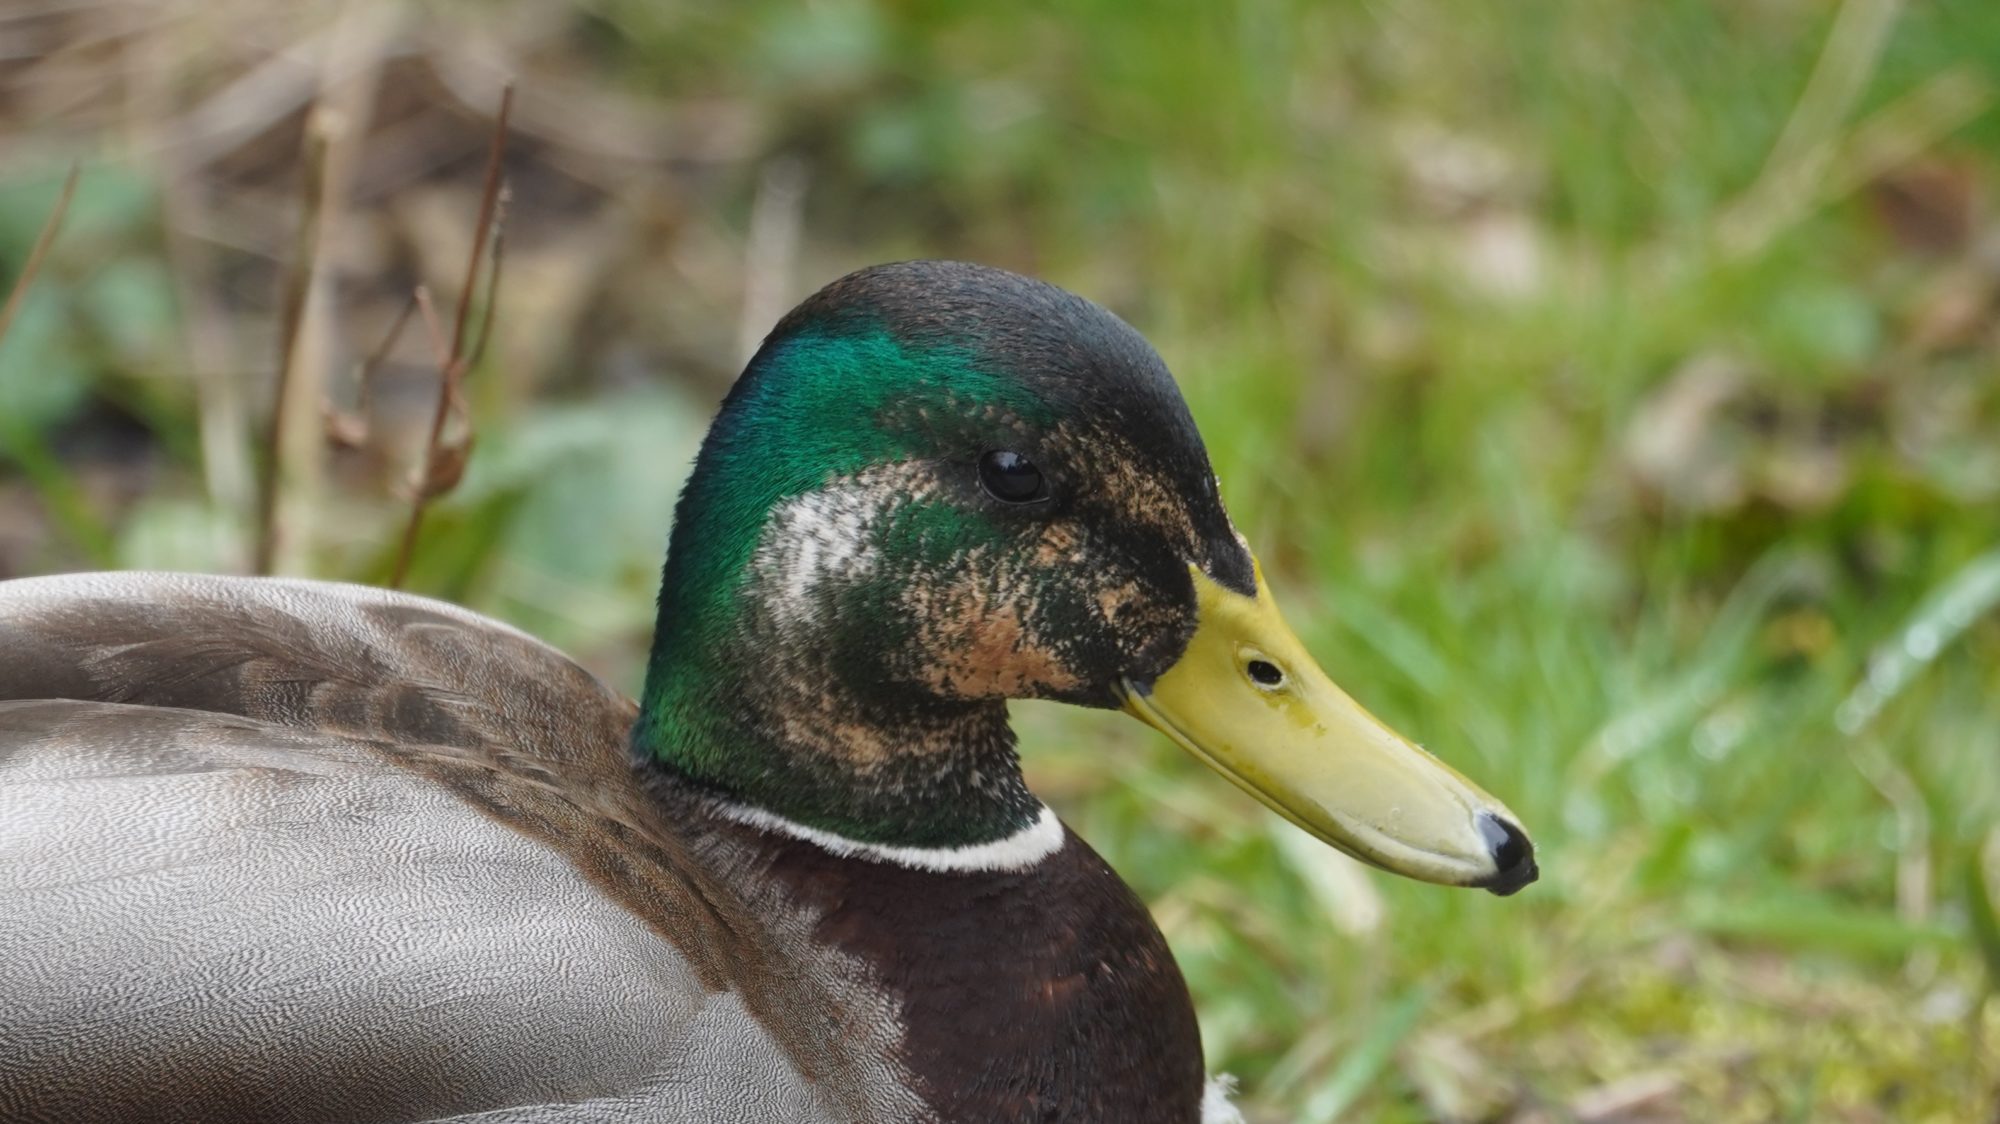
[716, 802, 1066, 874]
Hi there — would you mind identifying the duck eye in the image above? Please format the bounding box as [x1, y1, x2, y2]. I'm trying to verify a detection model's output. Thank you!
[978, 450, 1047, 504]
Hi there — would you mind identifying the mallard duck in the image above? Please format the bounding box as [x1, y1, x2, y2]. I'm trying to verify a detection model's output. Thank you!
[0, 261, 1534, 1124]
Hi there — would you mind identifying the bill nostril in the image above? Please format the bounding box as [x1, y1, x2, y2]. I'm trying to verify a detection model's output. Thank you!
[1475, 812, 1538, 897]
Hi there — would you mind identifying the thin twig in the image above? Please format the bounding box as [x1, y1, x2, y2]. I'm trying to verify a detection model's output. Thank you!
[412, 284, 450, 366]
[326, 289, 421, 449]
[355, 292, 420, 421]
[450, 90, 512, 360]
[390, 84, 514, 589]
[465, 188, 509, 372]
[390, 290, 461, 585]
[0, 163, 80, 356]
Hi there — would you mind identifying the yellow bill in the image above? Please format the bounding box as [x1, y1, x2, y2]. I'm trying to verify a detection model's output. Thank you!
[1124, 561, 1537, 895]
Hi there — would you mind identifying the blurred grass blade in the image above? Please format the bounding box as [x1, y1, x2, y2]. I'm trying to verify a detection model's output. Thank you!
[1968, 829, 2000, 988]
[1270, 816, 1385, 937]
[0, 163, 111, 563]
[0, 163, 78, 357]
[0, 414, 115, 564]
[1579, 550, 1809, 779]
[1301, 984, 1434, 1123]
[1836, 548, 2000, 734]
[1690, 897, 1956, 958]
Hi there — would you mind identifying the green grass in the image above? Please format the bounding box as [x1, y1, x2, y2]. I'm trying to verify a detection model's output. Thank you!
[4, 0, 1999, 1119]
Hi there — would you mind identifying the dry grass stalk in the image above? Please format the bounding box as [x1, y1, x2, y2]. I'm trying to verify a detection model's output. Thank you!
[737, 154, 809, 364]
[0, 164, 80, 357]
[250, 8, 392, 576]
[388, 83, 515, 589]
[254, 124, 331, 575]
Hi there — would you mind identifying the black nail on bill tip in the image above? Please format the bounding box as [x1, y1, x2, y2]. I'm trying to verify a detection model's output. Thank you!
[1475, 812, 1538, 897]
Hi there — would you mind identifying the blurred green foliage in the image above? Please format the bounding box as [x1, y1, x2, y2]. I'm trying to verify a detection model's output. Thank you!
[4, 0, 1999, 1119]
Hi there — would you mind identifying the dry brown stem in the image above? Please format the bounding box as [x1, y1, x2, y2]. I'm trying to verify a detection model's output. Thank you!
[389, 83, 515, 589]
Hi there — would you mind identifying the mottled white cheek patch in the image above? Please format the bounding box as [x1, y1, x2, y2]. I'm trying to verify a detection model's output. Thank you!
[751, 462, 950, 633]
[752, 486, 884, 631]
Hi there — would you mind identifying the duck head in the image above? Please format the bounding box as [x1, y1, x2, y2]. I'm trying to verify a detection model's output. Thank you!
[636, 261, 1535, 894]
